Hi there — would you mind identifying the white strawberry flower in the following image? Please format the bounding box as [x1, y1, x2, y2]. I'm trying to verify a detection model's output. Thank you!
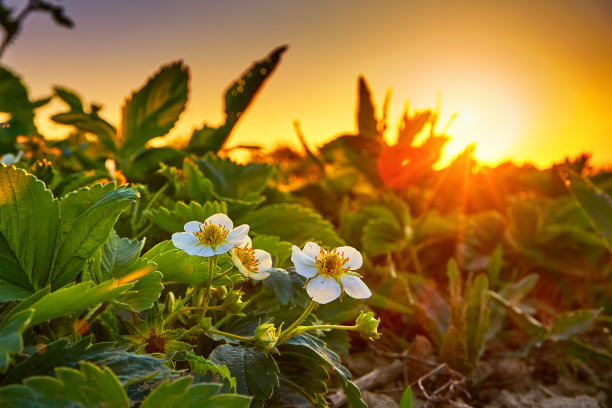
[172, 213, 249, 257]
[230, 236, 272, 280]
[291, 242, 371, 304]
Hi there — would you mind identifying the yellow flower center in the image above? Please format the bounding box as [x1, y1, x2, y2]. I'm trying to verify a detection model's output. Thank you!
[193, 222, 229, 248]
[316, 249, 350, 277]
[235, 244, 259, 272]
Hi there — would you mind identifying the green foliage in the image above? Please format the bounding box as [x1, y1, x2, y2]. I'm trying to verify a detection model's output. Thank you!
[239, 203, 344, 248]
[564, 170, 612, 251]
[118, 61, 188, 161]
[399, 386, 413, 408]
[0, 66, 40, 152]
[145, 200, 227, 234]
[183, 350, 237, 392]
[209, 344, 279, 407]
[0, 309, 33, 372]
[189, 45, 287, 153]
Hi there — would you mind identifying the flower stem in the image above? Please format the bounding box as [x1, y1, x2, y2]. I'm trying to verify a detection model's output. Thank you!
[215, 313, 234, 328]
[277, 300, 317, 343]
[211, 266, 234, 283]
[294, 324, 358, 335]
[202, 256, 217, 313]
[208, 329, 252, 343]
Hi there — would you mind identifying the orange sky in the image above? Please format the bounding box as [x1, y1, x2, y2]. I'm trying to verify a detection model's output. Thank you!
[3, 0, 612, 167]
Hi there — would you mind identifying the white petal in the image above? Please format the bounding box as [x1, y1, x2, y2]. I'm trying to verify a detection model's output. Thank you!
[172, 232, 199, 250]
[291, 245, 318, 278]
[184, 244, 215, 257]
[184, 221, 202, 234]
[335, 246, 363, 270]
[307, 276, 342, 304]
[302, 242, 322, 258]
[213, 241, 236, 255]
[206, 213, 233, 230]
[340, 275, 371, 299]
[254, 249, 272, 272]
[235, 235, 252, 248]
[231, 250, 250, 277]
[227, 224, 250, 243]
[248, 271, 270, 280]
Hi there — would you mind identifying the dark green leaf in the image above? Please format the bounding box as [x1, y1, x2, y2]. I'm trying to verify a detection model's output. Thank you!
[53, 86, 83, 111]
[119, 61, 189, 159]
[0, 67, 38, 149]
[356, 76, 378, 139]
[209, 344, 279, 404]
[51, 111, 117, 152]
[263, 268, 308, 307]
[100, 230, 144, 280]
[113, 258, 163, 312]
[189, 46, 287, 153]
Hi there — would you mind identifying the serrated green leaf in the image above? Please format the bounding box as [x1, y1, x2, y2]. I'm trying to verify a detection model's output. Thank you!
[362, 217, 404, 255]
[112, 258, 163, 312]
[52, 184, 139, 288]
[263, 268, 308, 307]
[0, 165, 59, 292]
[564, 171, 612, 251]
[124, 147, 185, 181]
[119, 61, 189, 159]
[280, 334, 366, 408]
[145, 200, 227, 234]
[183, 158, 216, 203]
[189, 46, 287, 153]
[239, 203, 344, 248]
[140, 376, 251, 408]
[209, 344, 279, 404]
[3, 337, 174, 386]
[0, 362, 128, 408]
[98, 231, 142, 278]
[0, 309, 33, 372]
[184, 350, 237, 392]
[548, 308, 601, 341]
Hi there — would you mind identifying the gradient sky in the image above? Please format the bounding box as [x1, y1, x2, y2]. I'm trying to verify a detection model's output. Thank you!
[3, 0, 612, 167]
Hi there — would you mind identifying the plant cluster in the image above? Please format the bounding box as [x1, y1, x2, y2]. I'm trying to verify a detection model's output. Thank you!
[0, 40, 611, 407]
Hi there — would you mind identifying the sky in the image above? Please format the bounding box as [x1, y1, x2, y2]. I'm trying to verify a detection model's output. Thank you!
[2, 0, 612, 167]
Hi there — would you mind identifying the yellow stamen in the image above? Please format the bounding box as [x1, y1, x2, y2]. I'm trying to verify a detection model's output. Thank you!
[193, 221, 229, 249]
[316, 248, 350, 277]
[236, 244, 259, 272]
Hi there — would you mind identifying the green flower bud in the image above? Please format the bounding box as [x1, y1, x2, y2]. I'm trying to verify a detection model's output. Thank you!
[355, 311, 381, 340]
[211, 285, 228, 301]
[223, 290, 246, 314]
[253, 322, 279, 351]
[164, 291, 176, 314]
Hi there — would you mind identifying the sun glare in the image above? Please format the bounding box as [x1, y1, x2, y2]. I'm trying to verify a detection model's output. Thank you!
[434, 87, 524, 168]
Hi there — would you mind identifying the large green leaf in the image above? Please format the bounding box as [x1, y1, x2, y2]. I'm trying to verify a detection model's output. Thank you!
[239, 203, 344, 248]
[0, 309, 33, 372]
[564, 171, 612, 251]
[3, 336, 174, 386]
[189, 46, 287, 153]
[2, 280, 133, 329]
[140, 376, 251, 408]
[0, 165, 59, 292]
[0, 362, 128, 408]
[119, 61, 189, 159]
[51, 184, 139, 288]
[280, 334, 366, 408]
[209, 344, 279, 406]
[263, 268, 309, 307]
